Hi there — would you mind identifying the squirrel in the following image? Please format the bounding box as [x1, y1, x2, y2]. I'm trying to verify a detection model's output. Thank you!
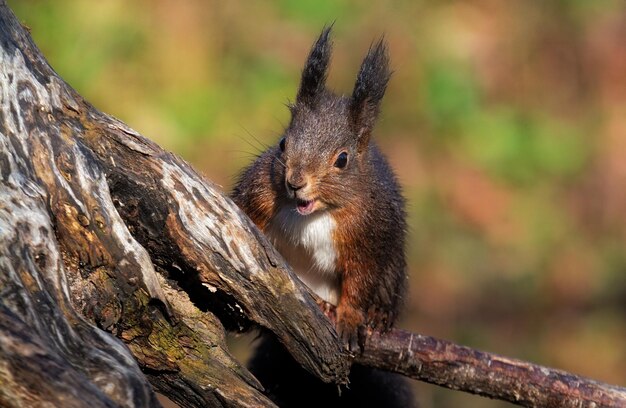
[231, 27, 413, 407]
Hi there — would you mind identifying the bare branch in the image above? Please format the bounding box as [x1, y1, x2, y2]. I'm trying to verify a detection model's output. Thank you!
[359, 329, 626, 408]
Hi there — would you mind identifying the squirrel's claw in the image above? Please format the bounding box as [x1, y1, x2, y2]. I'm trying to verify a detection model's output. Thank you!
[336, 304, 365, 351]
[337, 321, 361, 352]
[342, 326, 360, 352]
[366, 306, 394, 333]
[316, 298, 337, 324]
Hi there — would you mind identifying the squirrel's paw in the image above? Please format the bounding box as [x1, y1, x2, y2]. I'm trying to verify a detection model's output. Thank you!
[336, 304, 365, 352]
[316, 298, 337, 324]
[366, 306, 395, 333]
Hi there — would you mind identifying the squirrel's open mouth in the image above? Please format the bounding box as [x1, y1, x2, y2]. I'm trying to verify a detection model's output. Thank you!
[296, 199, 315, 215]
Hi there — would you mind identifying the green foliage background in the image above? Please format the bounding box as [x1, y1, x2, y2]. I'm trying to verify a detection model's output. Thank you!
[10, 1, 626, 406]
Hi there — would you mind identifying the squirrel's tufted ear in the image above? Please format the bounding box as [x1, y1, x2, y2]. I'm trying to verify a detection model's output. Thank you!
[296, 26, 333, 108]
[350, 37, 391, 149]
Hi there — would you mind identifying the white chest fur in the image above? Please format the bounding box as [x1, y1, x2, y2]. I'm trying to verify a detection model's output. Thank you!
[266, 208, 340, 305]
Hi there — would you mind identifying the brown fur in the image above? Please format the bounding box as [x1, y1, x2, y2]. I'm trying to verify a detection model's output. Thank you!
[232, 27, 407, 347]
[231, 27, 412, 406]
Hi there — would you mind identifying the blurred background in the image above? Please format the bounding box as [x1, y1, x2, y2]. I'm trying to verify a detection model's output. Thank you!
[9, 0, 626, 406]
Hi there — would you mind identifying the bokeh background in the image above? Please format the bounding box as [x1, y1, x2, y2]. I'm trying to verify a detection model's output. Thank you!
[9, 0, 626, 406]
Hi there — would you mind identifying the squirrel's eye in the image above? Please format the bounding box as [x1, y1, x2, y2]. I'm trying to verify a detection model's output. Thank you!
[334, 152, 348, 169]
[279, 137, 286, 152]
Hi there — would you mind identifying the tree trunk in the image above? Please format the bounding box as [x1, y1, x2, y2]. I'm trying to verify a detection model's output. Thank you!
[0, 2, 348, 407]
[0, 2, 624, 408]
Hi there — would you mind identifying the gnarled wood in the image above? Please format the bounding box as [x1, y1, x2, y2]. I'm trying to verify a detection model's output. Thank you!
[0, 1, 348, 407]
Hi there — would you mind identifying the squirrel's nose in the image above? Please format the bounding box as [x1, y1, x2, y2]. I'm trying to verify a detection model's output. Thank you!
[285, 170, 307, 192]
[285, 166, 308, 194]
[286, 179, 306, 192]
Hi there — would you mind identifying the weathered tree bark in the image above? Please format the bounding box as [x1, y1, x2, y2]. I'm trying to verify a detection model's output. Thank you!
[0, 2, 624, 408]
[0, 2, 348, 407]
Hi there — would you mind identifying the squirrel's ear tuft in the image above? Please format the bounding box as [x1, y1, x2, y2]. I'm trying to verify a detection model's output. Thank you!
[350, 37, 391, 147]
[296, 26, 333, 108]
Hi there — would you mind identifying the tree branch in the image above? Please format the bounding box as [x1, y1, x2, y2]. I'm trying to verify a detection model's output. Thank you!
[359, 329, 626, 408]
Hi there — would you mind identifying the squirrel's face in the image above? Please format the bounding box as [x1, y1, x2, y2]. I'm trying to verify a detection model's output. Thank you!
[276, 95, 365, 216]
[272, 27, 391, 217]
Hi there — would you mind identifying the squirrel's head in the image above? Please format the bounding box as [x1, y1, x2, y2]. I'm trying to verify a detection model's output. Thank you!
[275, 27, 391, 216]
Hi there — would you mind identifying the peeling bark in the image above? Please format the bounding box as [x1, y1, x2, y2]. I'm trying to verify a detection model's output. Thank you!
[0, 1, 625, 408]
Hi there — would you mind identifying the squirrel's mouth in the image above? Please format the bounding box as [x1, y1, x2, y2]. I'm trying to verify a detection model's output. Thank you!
[296, 199, 315, 215]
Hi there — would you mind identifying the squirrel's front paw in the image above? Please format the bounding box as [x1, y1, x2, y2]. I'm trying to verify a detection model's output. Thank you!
[366, 306, 395, 333]
[336, 304, 365, 351]
[316, 298, 337, 324]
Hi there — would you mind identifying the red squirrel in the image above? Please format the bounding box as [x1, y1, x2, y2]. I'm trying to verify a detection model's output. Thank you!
[232, 28, 413, 406]
[232, 28, 415, 407]
[232, 27, 407, 349]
